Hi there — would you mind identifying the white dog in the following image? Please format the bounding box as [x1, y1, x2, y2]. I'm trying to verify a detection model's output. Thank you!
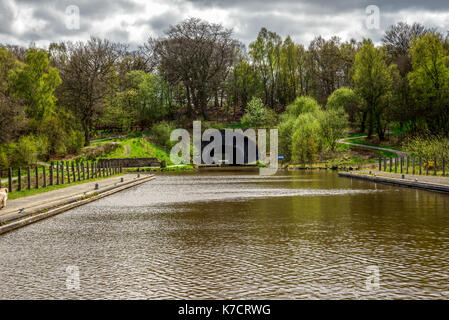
[0, 187, 8, 209]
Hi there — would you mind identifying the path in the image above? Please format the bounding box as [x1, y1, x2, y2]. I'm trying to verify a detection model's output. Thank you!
[0, 174, 148, 221]
[337, 135, 407, 157]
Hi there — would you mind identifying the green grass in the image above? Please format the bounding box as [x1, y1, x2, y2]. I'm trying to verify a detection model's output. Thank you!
[92, 135, 171, 164]
[349, 137, 404, 151]
[7, 173, 124, 200]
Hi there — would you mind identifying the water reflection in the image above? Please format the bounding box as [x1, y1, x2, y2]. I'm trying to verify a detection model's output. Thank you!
[0, 171, 448, 299]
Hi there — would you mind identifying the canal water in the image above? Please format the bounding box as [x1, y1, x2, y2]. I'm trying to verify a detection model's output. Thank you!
[1, 171, 449, 299]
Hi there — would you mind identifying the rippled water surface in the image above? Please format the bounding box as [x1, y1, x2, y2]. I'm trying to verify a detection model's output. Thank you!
[1, 170, 449, 299]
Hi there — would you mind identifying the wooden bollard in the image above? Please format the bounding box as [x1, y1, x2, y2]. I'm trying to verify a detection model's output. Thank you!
[43, 166, 47, 188]
[76, 162, 80, 181]
[8, 167, 12, 191]
[35, 166, 39, 189]
[72, 162, 76, 182]
[61, 163, 64, 184]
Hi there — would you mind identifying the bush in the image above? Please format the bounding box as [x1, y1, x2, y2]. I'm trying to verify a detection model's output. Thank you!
[79, 142, 120, 160]
[241, 97, 277, 128]
[0, 148, 8, 170]
[285, 96, 321, 118]
[151, 122, 175, 147]
[9, 135, 38, 167]
[67, 130, 85, 154]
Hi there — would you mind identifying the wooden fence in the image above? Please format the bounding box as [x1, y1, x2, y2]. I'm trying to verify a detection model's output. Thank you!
[378, 156, 447, 176]
[0, 159, 122, 193]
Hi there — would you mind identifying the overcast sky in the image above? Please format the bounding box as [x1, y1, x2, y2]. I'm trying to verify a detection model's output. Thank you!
[1, 0, 449, 48]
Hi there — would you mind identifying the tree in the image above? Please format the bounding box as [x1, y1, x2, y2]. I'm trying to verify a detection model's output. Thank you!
[326, 87, 362, 126]
[58, 37, 124, 145]
[408, 33, 449, 135]
[153, 18, 238, 119]
[317, 109, 348, 151]
[241, 97, 276, 128]
[352, 40, 395, 139]
[249, 28, 282, 108]
[0, 48, 25, 144]
[308, 36, 345, 105]
[10, 48, 61, 122]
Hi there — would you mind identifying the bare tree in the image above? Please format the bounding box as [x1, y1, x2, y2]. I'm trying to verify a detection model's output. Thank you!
[57, 37, 125, 145]
[151, 18, 238, 119]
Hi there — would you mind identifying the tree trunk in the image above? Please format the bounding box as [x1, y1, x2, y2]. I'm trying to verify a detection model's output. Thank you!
[83, 120, 90, 146]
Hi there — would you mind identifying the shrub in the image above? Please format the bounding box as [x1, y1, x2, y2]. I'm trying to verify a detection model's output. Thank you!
[241, 97, 277, 128]
[79, 142, 120, 160]
[285, 96, 321, 118]
[9, 135, 38, 167]
[0, 148, 8, 170]
[67, 130, 85, 154]
[151, 122, 175, 147]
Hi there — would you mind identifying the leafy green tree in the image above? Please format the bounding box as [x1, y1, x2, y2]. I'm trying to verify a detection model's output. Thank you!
[326, 87, 362, 127]
[291, 113, 321, 166]
[284, 96, 320, 119]
[10, 48, 61, 122]
[352, 40, 395, 139]
[408, 33, 449, 135]
[317, 109, 348, 151]
[241, 97, 276, 128]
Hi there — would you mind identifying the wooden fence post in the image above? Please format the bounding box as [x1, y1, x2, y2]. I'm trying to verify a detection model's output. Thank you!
[394, 157, 397, 173]
[443, 158, 446, 176]
[8, 167, 12, 191]
[72, 162, 76, 182]
[50, 162, 54, 186]
[43, 166, 47, 188]
[426, 160, 429, 176]
[76, 162, 80, 181]
[400, 157, 403, 174]
[66, 162, 70, 183]
[383, 157, 386, 171]
[406, 156, 409, 174]
[61, 163, 64, 184]
[18, 168, 21, 191]
[27, 167, 31, 190]
[35, 166, 39, 189]
[419, 158, 422, 175]
[433, 158, 437, 175]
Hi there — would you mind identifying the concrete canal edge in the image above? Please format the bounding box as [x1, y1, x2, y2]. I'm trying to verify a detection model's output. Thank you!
[0, 175, 156, 235]
[338, 172, 449, 194]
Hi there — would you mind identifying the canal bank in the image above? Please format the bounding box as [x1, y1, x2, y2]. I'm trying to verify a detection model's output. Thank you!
[339, 171, 449, 194]
[0, 174, 155, 234]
